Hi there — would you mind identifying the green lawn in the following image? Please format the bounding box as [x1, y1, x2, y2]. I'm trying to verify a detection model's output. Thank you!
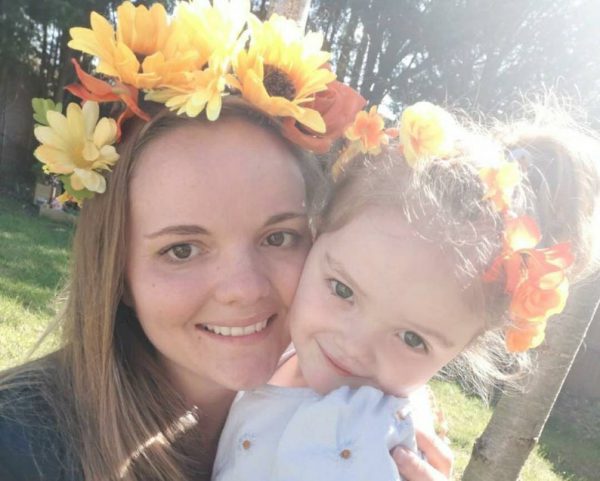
[0, 193, 597, 480]
[0, 195, 71, 369]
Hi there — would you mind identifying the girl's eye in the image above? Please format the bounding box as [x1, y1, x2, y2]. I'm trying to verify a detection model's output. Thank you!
[164, 243, 199, 261]
[400, 331, 427, 351]
[264, 231, 298, 247]
[329, 279, 354, 300]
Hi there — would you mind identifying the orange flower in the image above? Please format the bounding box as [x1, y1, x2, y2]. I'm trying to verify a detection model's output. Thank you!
[479, 162, 521, 212]
[483, 216, 541, 291]
[510, 277, 569, 325]
[344, 106, 389, 155]
[281, 80, 366, 154]
[483, 214, 574, 352]
[65, 59, 150, 139]
[505, 320, 547, 352]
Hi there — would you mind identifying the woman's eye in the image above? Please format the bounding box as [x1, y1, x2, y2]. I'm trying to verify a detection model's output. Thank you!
[264, 231, 298, 247]
[329, 279, 354, 300]
[165, 244, 198, 261]
[400, 331, 427, 351]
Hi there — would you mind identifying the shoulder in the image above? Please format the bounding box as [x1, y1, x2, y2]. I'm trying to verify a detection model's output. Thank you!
[0, 368, 79, 481]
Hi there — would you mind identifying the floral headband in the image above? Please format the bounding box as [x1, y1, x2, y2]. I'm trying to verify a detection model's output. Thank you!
[32, 0, 366, 204]
[335, 101, 574, 353]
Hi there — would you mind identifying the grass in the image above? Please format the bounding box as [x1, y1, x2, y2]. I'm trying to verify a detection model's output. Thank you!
[0, 195, 72, 370]
[429, 381, 591, 480]
[0, 193, 598, 480]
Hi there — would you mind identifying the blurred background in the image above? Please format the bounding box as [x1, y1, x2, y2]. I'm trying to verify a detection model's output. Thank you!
[2, 0, 600, 186]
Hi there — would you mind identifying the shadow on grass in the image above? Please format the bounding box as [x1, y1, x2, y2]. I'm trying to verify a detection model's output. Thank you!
[539, 393, 600, 481]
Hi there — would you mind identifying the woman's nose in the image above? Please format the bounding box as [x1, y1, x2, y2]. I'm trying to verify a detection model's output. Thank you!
[212, 248, 271, 306]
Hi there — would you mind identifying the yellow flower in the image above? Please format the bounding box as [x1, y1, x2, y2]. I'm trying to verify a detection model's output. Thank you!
[69, 2, 168, 88]
[479, 162, 521, 212]
[170, 0, 249, 70]
[144, 0, 249, 119]
[231, 14, 336, 133]
[399, 101, 457, 167]
[344, 106, 389, 154]
[146, 60, 230, 120]
[116, 1, 169, 56]
[33, 101, 119, 194]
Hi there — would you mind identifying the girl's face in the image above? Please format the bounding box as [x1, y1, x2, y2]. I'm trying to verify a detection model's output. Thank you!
[126, 119, 311, 401]
[289, 206, 485, 397]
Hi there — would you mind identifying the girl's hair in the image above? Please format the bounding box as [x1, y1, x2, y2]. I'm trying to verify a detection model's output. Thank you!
[320, 101, 600, 400]
[0, 99, 326, 480]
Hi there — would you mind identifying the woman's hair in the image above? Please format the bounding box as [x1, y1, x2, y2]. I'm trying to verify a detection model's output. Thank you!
[0, 99, 326, 480]
[320, 101, 600, 400]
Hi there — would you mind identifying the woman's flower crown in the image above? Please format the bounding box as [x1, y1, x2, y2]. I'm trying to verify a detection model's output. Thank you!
[335, 101, 574, 353]
[33, 0, 366, 203]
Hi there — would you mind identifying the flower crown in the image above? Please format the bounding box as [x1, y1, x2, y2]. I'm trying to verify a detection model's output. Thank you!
[335, 101, 574, 353]
[32, 0, 367, 203]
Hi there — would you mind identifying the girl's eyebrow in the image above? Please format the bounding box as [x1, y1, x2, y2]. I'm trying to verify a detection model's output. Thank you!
[145, 225, 210, 238]
[325, 252, 368, 299]
[401, 319, 456, 349]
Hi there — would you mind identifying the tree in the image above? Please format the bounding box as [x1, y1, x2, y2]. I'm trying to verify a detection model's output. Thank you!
[463, 278, 600, 480]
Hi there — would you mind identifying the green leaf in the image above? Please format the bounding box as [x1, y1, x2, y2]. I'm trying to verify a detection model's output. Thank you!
[59, 175, 96, 203]
[32, 97, 62, 126]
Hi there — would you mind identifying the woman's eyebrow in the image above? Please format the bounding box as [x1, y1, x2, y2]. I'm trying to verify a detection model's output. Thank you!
[145, 225, 210, 238]
[264, 212, 307, 227]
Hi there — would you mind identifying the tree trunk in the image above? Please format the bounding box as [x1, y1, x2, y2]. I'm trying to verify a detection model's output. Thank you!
[462, 275, 600, 481]
[267, 0, 311, 30]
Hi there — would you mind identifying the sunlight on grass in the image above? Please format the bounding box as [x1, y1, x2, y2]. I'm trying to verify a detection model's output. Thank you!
[0, 196, 71, 369]
[429, 380, 584, 481]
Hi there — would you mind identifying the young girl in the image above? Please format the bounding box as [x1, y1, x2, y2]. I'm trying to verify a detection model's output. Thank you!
[211, 102, 600, 480]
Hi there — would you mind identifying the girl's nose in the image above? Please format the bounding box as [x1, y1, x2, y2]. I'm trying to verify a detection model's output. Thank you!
[213, 249, 271, 306]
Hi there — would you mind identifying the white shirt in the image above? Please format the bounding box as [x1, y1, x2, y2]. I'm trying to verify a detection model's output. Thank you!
[212, 384, 416, 481]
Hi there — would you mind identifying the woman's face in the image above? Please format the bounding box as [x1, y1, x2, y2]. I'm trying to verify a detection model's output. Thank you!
[126, 118, 311, 400]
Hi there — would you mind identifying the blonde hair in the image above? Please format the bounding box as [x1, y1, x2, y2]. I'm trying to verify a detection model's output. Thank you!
[0, 100, 325, 480]
[321, 102, 600, 400]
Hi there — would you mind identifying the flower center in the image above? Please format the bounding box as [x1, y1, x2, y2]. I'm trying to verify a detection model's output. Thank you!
[263, 65, 296, 100]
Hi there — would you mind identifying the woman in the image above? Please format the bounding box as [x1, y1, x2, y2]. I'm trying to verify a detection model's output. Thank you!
[0, 105, 451, 480]
[0, 2, 452, 479]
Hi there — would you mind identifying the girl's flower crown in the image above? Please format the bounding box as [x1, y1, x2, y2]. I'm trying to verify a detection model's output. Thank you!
[32, 0, 366, 203]
[334, 101, 574, 353]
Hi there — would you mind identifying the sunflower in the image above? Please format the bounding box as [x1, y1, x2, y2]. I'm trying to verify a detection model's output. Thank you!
[33, 101, 119, 195]
[231, 14, 336, 133]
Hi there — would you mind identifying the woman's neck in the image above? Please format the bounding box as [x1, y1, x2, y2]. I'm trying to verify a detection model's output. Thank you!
[159, 355, 237, 446]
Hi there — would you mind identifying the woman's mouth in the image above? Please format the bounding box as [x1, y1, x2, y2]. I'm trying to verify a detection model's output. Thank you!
[197, 314, 276, 338]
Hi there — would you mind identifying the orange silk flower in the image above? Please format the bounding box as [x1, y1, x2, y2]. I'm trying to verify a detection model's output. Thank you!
[65, 59, 150, 138]
[483, 215, 574, 352]
[479, 162, 521, 213]
[281, 80, 366, 154]
[344, 106, 389, 155]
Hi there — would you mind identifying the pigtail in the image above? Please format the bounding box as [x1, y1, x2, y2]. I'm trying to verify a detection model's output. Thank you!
[496, 103, 600, 280]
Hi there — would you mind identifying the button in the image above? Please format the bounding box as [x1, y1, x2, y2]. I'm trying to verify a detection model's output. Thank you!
[242, 439, 251, 450]
[340, 449, 351, 459]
